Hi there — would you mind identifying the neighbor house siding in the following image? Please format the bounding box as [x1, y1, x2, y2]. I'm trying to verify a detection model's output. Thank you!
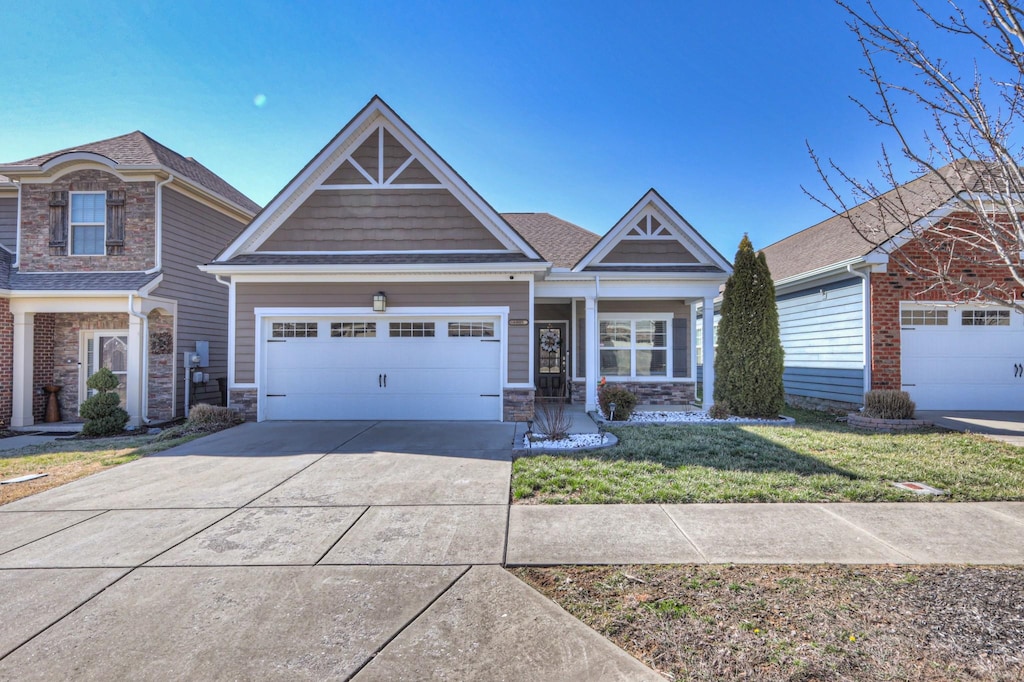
[152, 187, 248, 415]
[256, 189, 505, 252]
[777, 278, 865, 405]
[233, 280, 530, 384]
[0, 196, 17, 253]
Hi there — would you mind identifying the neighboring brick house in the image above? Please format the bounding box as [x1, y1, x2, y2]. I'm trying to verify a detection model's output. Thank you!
[758, 162, 1024, 411]
[0, 133, 259, 428]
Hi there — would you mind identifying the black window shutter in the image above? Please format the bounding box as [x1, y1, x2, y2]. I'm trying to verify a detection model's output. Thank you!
[672, 317, 688, 378]
[106, 190, 126, 255]
[48, 190, 68, 255]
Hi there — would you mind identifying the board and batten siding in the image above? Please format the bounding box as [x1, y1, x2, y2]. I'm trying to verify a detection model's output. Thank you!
[777, 278, 865, 404]
[0, 196, 18, 254]
[152, 187, 249, 415]
[233, 281, 530, 384]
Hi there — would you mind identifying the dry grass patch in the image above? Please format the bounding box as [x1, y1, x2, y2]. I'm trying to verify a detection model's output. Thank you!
[515, 564, 1024, 681]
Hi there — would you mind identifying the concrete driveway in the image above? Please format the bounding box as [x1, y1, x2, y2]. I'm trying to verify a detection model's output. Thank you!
[917, 410, 1024, 446]
[0, 421, 658, 681]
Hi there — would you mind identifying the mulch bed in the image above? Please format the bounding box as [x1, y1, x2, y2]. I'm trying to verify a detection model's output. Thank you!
[513, 564, 1024, 681]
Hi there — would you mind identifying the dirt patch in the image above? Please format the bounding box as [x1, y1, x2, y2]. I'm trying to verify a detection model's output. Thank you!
[513, 565, 1024, 681]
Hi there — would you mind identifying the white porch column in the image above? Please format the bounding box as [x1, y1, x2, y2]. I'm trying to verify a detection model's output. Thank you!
[702, 295, 715, 407]
[125, 313, 145, 427]
[584, 295, 598, 411]
[11, 311, 35, 428]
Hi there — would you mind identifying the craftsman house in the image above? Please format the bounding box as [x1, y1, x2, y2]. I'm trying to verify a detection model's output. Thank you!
[205, 97, 731, 421]
[0, 133, 259, 428]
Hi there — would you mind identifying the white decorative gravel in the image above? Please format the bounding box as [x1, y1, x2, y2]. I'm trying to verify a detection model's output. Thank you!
[522, 433, 610, 449]
[622, 410, 789, 424]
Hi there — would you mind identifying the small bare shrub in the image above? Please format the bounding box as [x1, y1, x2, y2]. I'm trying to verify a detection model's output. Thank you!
[187, 403, 244, 428]
[598, 385, 638, 421]
[863, 390, 916, 420]
[533, 400, 572, 440]
[707, 401, 731, 420]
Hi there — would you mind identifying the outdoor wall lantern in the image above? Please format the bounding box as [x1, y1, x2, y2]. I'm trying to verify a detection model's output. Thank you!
[373, 292, 387, 312]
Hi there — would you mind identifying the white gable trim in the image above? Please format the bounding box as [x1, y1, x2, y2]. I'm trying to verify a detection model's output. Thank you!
[573, 190, 732, 273]
[219, 97, 540, 261]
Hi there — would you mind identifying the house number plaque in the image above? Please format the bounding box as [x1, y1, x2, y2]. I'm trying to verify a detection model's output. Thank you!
[509, 319, 529, 326]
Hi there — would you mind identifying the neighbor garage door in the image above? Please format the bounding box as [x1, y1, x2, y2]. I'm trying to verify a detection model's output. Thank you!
[261, 316, 502, 420]
[900, 304, 1024, 410]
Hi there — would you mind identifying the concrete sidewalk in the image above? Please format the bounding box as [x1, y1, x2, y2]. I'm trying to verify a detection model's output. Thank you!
[506, 501, 1024, 565]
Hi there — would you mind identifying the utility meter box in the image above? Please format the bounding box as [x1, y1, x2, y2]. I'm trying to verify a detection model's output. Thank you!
[195, 340, 210, 368]
[183, 352, 201, 368]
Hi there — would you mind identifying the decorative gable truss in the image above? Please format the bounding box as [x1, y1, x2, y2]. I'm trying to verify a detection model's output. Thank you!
[219, 97, 541, 260]
[574, 189, 732, 272]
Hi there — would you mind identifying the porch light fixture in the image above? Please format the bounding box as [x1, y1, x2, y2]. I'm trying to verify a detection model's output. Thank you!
[373, 292, 387, 313]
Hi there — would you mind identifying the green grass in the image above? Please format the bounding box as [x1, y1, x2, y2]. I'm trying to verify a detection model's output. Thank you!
[512, 407, 1024, 503]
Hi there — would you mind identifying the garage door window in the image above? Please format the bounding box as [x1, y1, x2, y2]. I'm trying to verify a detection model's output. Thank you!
[272, 322, 318, 338]
[390, 322, 435, 337]
[331, 322, 376, 338]
[962, 310, 1010, 326]
[448, 322, 494, 337]
[901, 309, 948, 326]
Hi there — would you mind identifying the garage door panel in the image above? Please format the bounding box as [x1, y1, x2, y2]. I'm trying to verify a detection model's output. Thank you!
[262, 315, 503, 421]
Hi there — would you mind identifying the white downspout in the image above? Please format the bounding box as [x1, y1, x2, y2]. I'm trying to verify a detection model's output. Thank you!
[847, 264, 872, 402]
[127, 293, 151, 424]
[146, 174, 174, 274]
[13, 179, 21, 268]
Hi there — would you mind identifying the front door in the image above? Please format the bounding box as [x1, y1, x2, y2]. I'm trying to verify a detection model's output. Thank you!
[535, 322, 568, 400]
[85, 332, 129, 407]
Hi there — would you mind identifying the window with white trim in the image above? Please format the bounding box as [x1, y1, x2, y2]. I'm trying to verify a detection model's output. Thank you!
[962, 309, 1010, 326]
[272, 322, 318, 338]
[599, 318, 669, 377]
[331, 322, 376, 338]
[390, 322, 435, 337]
[901, 309, 948, 326]
[70, 192, 106, 255]
[448, 321, 494, 337]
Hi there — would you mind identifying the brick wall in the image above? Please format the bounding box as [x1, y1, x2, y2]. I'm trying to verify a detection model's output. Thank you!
[0, 298, 11, 427]
[147, 311, 175, 421]
[503, 388, 535, 421]
[869, 213, 1020, 390]
[32, 314, 55, 422]
[229, 388, 258, 421]
[51, 313, 130, 420]
[19, 169, 155, 272]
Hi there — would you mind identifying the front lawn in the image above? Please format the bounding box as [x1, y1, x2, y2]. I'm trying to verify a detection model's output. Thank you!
[512, 408, 1024, 503]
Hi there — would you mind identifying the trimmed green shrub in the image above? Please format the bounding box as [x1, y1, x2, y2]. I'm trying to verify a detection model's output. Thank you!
[79, 368, 129, 437]
[864, 390, 916, 420]
[598, 385, 638, 421]
[713, 235, 785, 418]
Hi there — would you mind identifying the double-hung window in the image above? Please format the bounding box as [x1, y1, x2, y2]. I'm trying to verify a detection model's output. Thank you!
[70, 192, 106, 255]
[599, 317, 670, 377]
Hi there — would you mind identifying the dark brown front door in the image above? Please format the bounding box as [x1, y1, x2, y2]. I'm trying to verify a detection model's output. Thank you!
[535, 323, 568, 400]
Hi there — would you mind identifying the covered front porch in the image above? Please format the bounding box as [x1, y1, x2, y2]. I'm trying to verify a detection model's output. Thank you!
[10, 295, 177, 428]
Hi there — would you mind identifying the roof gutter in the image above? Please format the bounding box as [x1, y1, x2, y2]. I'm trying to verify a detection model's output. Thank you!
[199, 261, 551, 275]
[773, 257, 872, 292]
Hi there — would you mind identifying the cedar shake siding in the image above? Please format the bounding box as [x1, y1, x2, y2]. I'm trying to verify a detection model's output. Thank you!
[233, 281, 530, 384]
[151, 187, 248, 415]
[600, 239, 698, 264]
[18, 170, 156, 272]
[256, 189, 505, 252]
[0, 196, 16, 252]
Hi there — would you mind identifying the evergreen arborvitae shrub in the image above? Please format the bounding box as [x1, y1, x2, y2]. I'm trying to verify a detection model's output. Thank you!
[713, 235, 785, 418]
[79, 368, 130, 437]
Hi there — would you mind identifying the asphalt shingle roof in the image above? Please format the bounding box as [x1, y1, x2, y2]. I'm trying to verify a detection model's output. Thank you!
[501, 213, 601, 268]
[761, 161, 982, 282]
[3, 132, 260, 214]
[5, 269, 161, 291]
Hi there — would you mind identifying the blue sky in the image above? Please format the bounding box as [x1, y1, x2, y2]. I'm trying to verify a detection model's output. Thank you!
[0, 1, 961, 254]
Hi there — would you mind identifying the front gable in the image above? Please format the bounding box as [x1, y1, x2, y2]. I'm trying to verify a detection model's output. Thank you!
[574, 189, 731, 272]
[221, 97, 540, 260]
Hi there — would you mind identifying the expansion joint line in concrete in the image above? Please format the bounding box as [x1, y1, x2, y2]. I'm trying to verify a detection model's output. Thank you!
[0, 509, 109, 558]
[314, 505, 371, 565]
[813, 504, 917, 562]
[325, 421, 384, 454]
[658, 504, 709, 563]
[979, 504, 1024, 528]
[343, 564, 471, 681]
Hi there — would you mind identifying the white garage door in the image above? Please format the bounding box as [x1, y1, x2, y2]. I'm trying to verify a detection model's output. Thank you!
[901, 304, 1024, 410]
[262, 316, 502, 420]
